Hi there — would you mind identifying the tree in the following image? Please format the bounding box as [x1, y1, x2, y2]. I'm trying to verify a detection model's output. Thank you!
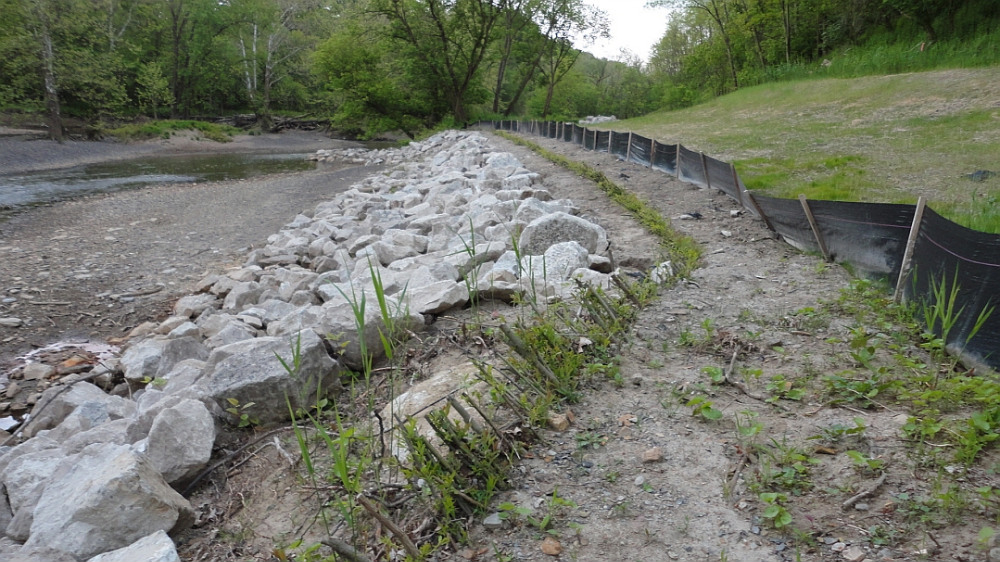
[228, 0, 318, 130]
[490, 0, 536, 114]
[313, 25, 433, 138]
[882, 0, 959, 42]
[136, 62, 173, 117]
[17, 0, 64, 140]
[649, 0, 741, 90]
[372, 0, 506, 124]
[534, 0, 608, 117]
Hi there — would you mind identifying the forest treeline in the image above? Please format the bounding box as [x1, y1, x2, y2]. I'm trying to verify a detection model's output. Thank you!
[1, 0, 998, 141]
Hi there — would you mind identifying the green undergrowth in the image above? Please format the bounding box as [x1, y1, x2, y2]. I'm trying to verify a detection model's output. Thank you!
[497, 130, 702, 274]
[677, 276, 1000, 551]
[105, 119, 240, 143]
[275, 261, 666, 560]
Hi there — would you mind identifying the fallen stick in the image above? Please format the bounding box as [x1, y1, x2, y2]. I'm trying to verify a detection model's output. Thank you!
[357, 494, 422, 560]
[111, 286, 164, 299]
[320, 537, 372, 562]
[842, 472, 887, 510]
[723, 347, 790, 412]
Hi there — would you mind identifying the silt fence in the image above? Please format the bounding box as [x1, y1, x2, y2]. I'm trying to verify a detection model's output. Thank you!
[479, 119, 1000, 371]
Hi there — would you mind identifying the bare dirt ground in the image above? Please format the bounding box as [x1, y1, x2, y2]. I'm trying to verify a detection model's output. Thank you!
[1, 129, 992, 562]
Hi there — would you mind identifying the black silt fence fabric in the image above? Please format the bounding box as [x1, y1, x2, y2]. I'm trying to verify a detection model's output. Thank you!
[563, 124, 573, 142]
[706, 156, 739, 199]
[752, 194, 819, 253]
[651, 143, 677, 174]
[677, 145, 707, 188]
[573, 125, 584, 145]
[583, 129, 595, 150]
[595, 131, 611, 152]
[904, 207, 1000, 369]
[610, 132, 629, 158]
[808, 200, 915, 283]
[628, 134, 653, 167]
[546, 122, 557, 138]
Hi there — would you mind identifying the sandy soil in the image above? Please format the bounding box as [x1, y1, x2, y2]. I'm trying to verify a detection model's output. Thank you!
[1, 128, 989, 562]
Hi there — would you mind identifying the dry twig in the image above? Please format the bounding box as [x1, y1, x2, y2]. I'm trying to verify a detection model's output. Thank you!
[842, 473, 887, 510]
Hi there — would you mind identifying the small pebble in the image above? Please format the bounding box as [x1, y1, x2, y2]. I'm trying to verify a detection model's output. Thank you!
[482, 512, 503, 530]
[0, 318, 23, 328]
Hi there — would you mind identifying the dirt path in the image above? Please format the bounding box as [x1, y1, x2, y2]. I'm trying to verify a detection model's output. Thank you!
[461, 133, 855, 562]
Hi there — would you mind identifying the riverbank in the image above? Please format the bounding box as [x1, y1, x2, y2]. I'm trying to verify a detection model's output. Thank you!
[0, 130, 369, 369]
[0, 128, 346, 175]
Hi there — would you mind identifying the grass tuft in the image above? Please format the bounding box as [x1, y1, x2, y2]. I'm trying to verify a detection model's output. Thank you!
[106, 119, 240, 143]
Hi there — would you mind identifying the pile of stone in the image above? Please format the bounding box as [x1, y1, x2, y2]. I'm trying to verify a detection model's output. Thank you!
[0, 130, 620, 561]
[578, 115, 617, 125]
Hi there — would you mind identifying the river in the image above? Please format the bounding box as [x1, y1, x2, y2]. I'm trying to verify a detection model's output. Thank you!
[0, 151, 318, 209]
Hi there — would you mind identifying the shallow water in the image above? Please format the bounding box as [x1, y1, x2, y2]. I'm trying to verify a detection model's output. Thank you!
[0, 151, 317, 208]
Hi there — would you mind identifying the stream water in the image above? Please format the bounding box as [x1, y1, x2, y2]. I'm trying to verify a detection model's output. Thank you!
[0, 151, 317, 208]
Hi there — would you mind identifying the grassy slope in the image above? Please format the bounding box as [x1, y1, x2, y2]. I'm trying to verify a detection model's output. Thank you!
[602, 67, 1000, 232]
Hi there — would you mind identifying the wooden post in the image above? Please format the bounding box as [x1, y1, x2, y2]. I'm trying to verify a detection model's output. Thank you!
[626, 132, 633, 161]
[608, 132, 612, 154]
[647, 138, 654, 167]
[799, 194, 831, 262]
[700, 152, 712, 190]
[731, 163, 745, 208]
[745, 191, 775, 232]
[894, 196, 927, 303]
[674, 145, 681, 177]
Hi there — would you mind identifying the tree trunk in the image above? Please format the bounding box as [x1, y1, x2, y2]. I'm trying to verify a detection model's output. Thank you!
[39, 17, 63, 142]
[542, 82, 556, 118]
[492, 32, 513, 113]
[503, 60, 541, 117]
[782, 0, 791, 64]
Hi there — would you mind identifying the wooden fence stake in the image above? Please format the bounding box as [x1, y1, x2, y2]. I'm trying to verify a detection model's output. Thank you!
[647, 137, 654, 167]
[799, 194, 831, 261]
[894, 196, 927, 303]
[745, 191, 775, 232]
[674, 145, 682, 177]
[625, 131, 633, 161]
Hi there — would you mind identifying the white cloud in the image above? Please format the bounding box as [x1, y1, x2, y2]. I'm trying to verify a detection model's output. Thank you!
[578, 0, 670, 62]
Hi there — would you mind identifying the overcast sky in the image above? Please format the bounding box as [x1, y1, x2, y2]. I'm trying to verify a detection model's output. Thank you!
[581, 0, 672, 62]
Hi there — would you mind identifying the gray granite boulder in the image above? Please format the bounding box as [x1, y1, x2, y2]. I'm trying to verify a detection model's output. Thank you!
[24, 443, 193, 560]
[518, 212, 607, 255]
[86, 530, 179, 562]
[201, 330, 341, 423]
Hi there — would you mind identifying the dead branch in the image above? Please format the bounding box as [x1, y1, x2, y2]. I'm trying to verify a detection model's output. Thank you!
[842, 472, 887, 511]
[321, 537, 372, 562]
[357, 494, 422, 560]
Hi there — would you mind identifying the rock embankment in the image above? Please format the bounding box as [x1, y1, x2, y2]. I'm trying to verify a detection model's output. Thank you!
[0, 130, 626, 560]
